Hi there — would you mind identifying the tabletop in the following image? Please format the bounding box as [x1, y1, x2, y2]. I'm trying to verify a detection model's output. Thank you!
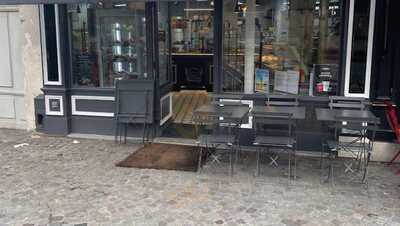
[252, 106, 306, 120]
[315, 108, 380, 123]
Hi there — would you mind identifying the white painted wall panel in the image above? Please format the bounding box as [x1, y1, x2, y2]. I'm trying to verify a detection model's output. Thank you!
[0, 95, 15, 119]
[0, 13, 13, 88]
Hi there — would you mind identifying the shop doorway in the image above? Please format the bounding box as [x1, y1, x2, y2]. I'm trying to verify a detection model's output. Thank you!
[157, 0, 214, 139]
[372, 0, 400, 105]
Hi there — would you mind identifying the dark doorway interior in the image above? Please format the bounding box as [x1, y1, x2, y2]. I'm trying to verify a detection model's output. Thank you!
[372, 0, 400, 105]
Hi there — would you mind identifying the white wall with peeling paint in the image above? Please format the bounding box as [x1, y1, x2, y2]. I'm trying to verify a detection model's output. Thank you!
[0, 5, 43, 130]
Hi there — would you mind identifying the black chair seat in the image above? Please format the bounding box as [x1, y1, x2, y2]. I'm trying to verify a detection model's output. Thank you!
[253, 135, 295, 148]
[326, 140, 372, 152]
[197, 134, 236, 146]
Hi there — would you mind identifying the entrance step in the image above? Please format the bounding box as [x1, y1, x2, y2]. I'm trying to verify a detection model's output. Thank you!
[172, 90, 211, 124]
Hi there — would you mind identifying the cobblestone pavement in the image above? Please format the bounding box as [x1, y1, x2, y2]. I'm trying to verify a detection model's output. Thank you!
[0, 129, 399, 226]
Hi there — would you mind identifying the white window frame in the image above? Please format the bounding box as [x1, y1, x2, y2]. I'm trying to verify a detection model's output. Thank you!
[160, 93, 173, 126]
[40, 4, 62, 86]
[71, 95, 115, 117]
[344, 0, 376, 98]
[45, 95, 64, 116]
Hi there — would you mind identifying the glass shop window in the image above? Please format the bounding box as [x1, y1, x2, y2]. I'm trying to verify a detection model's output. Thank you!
[222, 0, 342, 96]
[42, 4, 61, 85]
[68, 3, 147, 88]
[169, 0, 214, 54]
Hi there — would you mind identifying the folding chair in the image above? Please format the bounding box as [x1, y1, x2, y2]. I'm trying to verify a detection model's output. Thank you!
[384, 101, 400, 175]
[193, 105, 246, 176]
[264, 95, 298, 168]
[114, 80, 153, 144]
[326, 115, 378, 183]
[321, 96, 367, 181]
[252, 112, 296, 181]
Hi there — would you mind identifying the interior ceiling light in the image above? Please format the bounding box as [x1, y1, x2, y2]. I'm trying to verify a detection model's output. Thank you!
[113, 3, 127, 7]
[183, 8, 214, 11]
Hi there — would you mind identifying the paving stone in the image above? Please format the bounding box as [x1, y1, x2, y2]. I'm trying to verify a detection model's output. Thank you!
[0, 129, 398, 225]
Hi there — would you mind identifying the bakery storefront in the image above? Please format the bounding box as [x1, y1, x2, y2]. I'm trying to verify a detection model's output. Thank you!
[6, 0, 399, 151]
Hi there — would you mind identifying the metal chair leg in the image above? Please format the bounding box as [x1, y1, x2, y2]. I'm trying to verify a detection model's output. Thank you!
[124, 124, 128, 144]
[255, 148, 260, 177]
[288, 150, 291, 182]
[294, 149, 297, 180]
[229, 146, 234, 176]
[329, 153, 335, 185]
[119, 124, 123, 144]
[198, 145, 203, 173]
[114, 122, 119, 144]
[388, 150, 400, 165]
[142, 122, 147, 144]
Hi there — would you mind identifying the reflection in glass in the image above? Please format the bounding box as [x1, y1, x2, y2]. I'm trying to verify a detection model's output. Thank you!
[170, 1, 214, 54]
[349, 0, 371, 93]
[222, 0, 342, 95]
[69, 3, 147, 88]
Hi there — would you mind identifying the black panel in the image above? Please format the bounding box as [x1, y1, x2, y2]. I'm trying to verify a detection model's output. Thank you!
[43, 116, 69, 135]
[76, 99, 114, 113]
[71, 116, 150, 137]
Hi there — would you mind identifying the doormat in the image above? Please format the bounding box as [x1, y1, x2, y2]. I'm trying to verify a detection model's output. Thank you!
[116, 143, 201, 172]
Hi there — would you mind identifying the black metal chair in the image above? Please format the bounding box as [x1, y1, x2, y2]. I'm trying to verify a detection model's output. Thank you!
[114, 79, 153, 144]
[193, 103, 248, 176]
[252, 111, 296, 181]
[263, 95, 299, 170]
[321, 96, 368, 182]
[325, 115, 378, 183]
[328, 96, 367, 110]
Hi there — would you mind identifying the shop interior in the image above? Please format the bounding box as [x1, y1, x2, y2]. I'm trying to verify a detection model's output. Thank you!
[159, 0, 214, 130]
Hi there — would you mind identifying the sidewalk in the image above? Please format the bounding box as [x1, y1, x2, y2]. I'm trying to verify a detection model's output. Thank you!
[0, 129, 399, 226]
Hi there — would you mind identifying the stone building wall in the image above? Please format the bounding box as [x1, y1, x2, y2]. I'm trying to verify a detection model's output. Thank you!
[0, 5, 43, 130]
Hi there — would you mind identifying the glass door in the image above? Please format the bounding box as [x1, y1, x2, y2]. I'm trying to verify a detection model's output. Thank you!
[344, 0, 376, 97]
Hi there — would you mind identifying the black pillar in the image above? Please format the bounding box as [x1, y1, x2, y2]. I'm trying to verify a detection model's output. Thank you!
[213, 0, 223, 93]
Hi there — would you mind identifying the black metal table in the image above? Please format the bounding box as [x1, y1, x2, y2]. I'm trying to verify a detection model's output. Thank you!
[252, 106, 306, 120]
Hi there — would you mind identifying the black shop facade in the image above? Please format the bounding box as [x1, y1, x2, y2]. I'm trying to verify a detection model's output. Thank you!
[4, 0, 399, 151]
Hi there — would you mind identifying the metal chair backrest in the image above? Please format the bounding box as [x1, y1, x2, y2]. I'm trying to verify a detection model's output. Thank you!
[267, 95, 299, 107]
[115, 79, 154, 123]
[253, 112, 294, 138]
[329, 96, 366, 110]
[333, 115, 378, 142]
[193, 104, 248, 139]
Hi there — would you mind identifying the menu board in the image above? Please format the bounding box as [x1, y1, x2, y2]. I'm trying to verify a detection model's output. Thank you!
[274, 70, 299, 95]
[255, 68, 270, 94]
[309, 64, 339, 96]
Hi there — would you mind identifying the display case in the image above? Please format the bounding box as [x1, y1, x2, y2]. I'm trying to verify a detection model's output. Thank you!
[96, 8, 147, 87]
